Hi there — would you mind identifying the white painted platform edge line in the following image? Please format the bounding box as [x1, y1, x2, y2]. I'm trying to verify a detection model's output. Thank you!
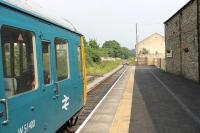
[75, 68, 128, 133]
[150, 70, 200, 126]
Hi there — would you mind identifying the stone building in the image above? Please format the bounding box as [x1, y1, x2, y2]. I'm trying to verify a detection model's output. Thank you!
[165, 0, 200, 82]
[136, 33, 165, 68]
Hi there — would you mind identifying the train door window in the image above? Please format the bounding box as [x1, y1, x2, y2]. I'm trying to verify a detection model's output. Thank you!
[1, 26, 38, 98]
[55, 38, 70, 81]
[42, 41, 51, 84]
[77, 46, 82, 73]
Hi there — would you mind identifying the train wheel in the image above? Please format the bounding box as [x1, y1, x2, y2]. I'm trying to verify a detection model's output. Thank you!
[66, 116, 79, 133]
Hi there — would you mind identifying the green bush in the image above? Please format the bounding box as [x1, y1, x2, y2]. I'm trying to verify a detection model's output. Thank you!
[85, 47, 101, 64]
[84, 38, 135, 75]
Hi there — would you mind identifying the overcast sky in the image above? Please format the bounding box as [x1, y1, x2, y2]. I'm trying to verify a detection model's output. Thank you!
[30, 0, 190, 49]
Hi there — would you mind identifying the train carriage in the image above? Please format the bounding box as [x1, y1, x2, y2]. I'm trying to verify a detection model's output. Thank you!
[0, 1, 87, 133]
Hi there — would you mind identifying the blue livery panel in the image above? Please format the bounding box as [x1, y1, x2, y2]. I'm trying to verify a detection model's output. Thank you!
[0, 3, 84, 133]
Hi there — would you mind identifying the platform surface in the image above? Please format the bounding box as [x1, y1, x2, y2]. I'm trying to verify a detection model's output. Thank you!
[79, 66, 200, 133]
[80, 66, 134, 133]
[129, 66, 200, 133]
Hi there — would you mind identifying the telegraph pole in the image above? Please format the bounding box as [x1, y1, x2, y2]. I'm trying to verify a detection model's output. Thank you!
[135, 23, 139, 57]
[136, 23, 138, 44]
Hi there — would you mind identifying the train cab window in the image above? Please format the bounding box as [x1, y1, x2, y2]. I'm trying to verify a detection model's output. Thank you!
[55, 38, 69, 81]
[1, 26, 38, 97]
[77, 46, 82, 73]
[42, 41, 51, 84]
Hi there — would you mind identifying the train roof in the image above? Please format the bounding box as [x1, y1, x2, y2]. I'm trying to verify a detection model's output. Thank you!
[0, 0, 82, 35]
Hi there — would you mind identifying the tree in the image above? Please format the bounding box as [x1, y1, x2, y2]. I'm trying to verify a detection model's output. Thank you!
[85, 47, 101, 64]
[121, 47, 131, 59]
[88, 39, 99, 49]
[102, 40, 122, 58]
[96, 48, 109, 57]
[84, 38, 135, 66]
[102, 40, 121, 49]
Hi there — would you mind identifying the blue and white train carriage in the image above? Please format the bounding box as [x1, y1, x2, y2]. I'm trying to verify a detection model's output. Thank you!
[0, 0, 87, 133]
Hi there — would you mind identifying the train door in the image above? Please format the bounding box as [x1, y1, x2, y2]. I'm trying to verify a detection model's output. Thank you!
[0, 26, 40, 132]
[39, 36, 72, 130]
[39, 38, 61, 131]
[37, 28, 65, 131]
[53, 37, 71, 111]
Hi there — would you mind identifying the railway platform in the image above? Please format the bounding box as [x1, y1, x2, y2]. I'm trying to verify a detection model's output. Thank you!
[75, 65, 200, 133]
[130, 66, 200, 133]
[76, 66, 134, 133]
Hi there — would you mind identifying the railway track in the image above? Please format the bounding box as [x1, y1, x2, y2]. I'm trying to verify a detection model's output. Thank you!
[62, 66, 127, 133]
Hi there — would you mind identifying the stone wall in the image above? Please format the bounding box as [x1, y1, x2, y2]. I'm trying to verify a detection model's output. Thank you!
[181, 0, 199, 81]
[165, 14, 182, 75]
[165, 0, 199, 82]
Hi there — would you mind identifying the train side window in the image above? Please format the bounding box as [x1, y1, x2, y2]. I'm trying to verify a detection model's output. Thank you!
[1, 26, 38, 98]
[77, 46, 82, 73]
[42, 41, 51, 84]
[55, 38, 70, 81]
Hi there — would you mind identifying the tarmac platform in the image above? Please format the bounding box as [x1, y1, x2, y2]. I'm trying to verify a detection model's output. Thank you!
[76, 65, 200, 133]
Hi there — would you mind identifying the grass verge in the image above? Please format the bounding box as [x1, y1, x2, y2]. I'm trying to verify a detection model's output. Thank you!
[87, 60, 122, 76]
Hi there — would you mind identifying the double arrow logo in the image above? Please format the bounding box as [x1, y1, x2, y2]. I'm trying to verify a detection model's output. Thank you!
[62, 95, 70, 111]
